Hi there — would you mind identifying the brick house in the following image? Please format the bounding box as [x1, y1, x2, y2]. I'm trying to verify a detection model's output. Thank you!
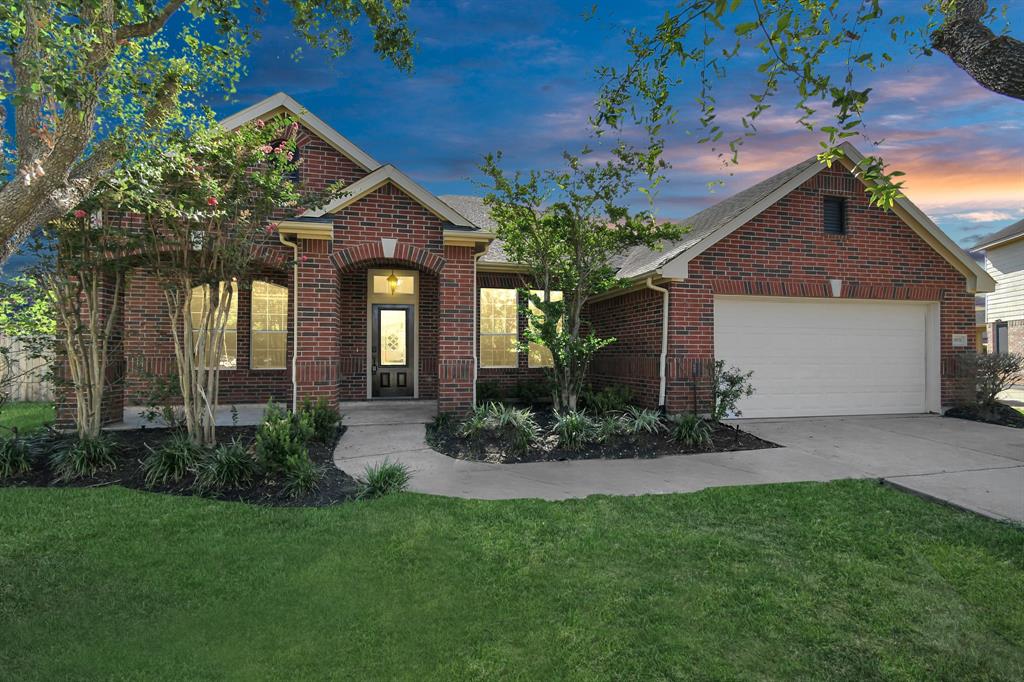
[63, 92, 995, 425]
[971, 219, 1024, 357]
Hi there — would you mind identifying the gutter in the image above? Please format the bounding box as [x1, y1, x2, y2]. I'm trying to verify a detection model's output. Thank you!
[279, 232, 299, 412]
[472, 250, 486, 408]
[644, 277, 669, 409]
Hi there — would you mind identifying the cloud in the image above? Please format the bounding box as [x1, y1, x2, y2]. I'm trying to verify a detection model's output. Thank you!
[946, 210, 1021, 223]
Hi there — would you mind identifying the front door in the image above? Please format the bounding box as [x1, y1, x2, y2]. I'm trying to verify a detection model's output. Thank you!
[371, 304, 414, 397]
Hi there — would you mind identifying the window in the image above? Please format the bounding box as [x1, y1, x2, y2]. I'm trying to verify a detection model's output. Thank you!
[479, 288, 518, 368]
[251, 281, 288, 369]
[994, 321, 1009, 355]
[372, 272, 415, 296]
[189, 281, 238, 369]
[528, 289, 563, 368]
[823, 196, 846, 234]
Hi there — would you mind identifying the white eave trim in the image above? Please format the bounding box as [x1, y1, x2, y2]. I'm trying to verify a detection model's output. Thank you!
[659, 141, 996, 294]
[303, 164, 478, 229]
[218, 92, 379, 171]
[970, 232, 1024, 253]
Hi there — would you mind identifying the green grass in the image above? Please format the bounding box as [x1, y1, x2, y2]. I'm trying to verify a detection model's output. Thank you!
[1, 481, 1022, 680]
[0, 401, 53, 433]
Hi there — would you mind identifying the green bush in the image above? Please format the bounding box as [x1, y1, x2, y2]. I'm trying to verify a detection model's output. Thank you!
[281, 452, 323, 498]
[712, 361, 755, 421]
[357, 458, 412, 498]
[513, 379, 552, 406]
[0, 433, 31, 478]
[50, 433, 119, 482]
[667, 413, 712, 447]
[579, 384, 634, 414]
[142, 432, 203, 487]
[298, 397, 342, 443]
[193, 438, 256, 492]
[551, 410, 598, 451]
[458, 402, 540, 456]
[595, 414, 625, 443]
[254, 416, 308, 475]
[476, 380, 502, 403]
[621, 406, 664, 435]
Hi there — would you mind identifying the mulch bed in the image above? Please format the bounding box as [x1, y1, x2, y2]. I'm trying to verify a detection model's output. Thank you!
[0, 425, 359, 507]
[429, 412, 778, 464]
[944, 403, 1024, 429]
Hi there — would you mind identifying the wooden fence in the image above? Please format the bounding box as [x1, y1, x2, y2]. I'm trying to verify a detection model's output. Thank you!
[0, 335, 53, 402]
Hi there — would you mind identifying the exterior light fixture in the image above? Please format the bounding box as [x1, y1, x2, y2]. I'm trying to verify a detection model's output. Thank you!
[387, 270, 399, 295]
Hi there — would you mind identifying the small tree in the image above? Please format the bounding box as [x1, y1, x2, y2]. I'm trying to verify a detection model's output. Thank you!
[970, 352, 1024, 418]
[115, 117, 340, 446]
[480, 145, 683, 411]
[0, 273, 57, 419]
[20, 209, 132, 438]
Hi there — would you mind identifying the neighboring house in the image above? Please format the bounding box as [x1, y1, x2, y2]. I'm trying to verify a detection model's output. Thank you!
[971, 219, 1024, 357]
[58, 93, 995, 424]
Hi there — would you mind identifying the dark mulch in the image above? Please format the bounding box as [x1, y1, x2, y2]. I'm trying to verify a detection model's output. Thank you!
[944, 403, 1024, 429]
[0, 425, 359, 507]
[429, 412, 778, 464]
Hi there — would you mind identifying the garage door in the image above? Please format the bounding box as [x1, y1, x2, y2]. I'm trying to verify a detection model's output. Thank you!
[713, 297, 931, 418]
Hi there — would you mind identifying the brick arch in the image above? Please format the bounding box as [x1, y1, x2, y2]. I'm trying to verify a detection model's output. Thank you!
[331, 241, 446, 276]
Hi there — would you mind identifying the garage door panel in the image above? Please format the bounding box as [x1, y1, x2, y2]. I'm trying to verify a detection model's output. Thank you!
[714, 297, 929, 418]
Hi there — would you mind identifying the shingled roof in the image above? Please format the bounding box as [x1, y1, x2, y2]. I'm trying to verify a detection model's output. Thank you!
[971, 218, 1024, 251]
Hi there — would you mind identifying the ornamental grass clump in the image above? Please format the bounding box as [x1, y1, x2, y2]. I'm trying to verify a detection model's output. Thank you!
[457, 402, 540, 457]
[551, 410, 598, 451]
[621, 406, 664, 436]
[357, 459, 412, 499]
[0, 433, 31, 479]
[50, 433, 119, 482]
[667, 413, 712, 447]
[193, 438, 257, 492]
[142, 431, 204, 487]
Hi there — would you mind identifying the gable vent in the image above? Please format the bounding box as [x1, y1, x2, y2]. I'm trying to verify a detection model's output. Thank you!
[823, 196, 846, 235]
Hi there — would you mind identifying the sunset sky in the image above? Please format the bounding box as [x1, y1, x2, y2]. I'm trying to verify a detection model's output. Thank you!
[206, 1, 1016, 247]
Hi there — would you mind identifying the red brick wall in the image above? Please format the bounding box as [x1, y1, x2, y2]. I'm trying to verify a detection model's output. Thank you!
[989, 320, 1024, 357]
[586, 287, 665, 408]
[664, 164, 975, 412]
[438, 245, 476, 414]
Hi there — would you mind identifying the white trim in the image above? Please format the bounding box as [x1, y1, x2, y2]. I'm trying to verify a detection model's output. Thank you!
[219, 92, 379, 171]
[304, 164, 477, 228]
[381, 238, 397, 258]
[971, 232, 1024, 252]
[660, 142, 996, 294]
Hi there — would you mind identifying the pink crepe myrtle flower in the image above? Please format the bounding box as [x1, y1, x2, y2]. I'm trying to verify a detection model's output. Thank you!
[207, 197, 218, 206]
[264, 223, 278, 235]
[254, 119, 265, 129]
[299, 255, 309, 263]
[260, 144, 273, 154]
[73, 209, 87, 219]
[290, 122, 299, 133]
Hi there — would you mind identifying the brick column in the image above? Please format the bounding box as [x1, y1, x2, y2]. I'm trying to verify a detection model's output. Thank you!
[294, 239, 339, 407]
[663, 281, 715, 415]
[437, 245, 475, 415]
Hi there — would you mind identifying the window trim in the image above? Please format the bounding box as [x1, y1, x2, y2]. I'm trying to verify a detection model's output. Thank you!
[479, 287, 519, 369]
[250, 280, 289, 371]
[823, 196, 847, 235]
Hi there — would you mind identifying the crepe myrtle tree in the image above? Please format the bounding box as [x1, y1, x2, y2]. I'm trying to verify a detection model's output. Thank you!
[0, 0, 414, 264]
[111, 116, 343, 446]
[480, 145, 684, 412]
[592, 0, 1023, 209]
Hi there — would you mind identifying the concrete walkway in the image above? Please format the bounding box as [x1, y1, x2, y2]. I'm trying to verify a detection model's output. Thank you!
[333, 407, 1024, 523]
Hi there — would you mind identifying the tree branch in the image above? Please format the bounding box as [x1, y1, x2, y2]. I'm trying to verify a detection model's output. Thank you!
[115, 0, 186, 41]
[931, 0, 1024, 101]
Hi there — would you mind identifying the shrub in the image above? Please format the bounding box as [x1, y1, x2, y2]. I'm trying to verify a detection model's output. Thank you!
[254, 413, 309, 475]
[595, 414, 625, 443]
[968, 352, 1024, 415]
[458, 402, 540, 456]
[457, 405, 491, 440]
[357, 458, 412, 498]
[476, 380, 503, 403]
[0, 433, 31, 478]
[580, 385, 634, 414]
[712, 361, 755, 421]
[298, 397, 342, 443]
[513, 378, 552, 406]
[281, 452, 323, 498]
[667, 413, 712, 447]
[50, 433, 119, 482]
[142, 431, 204, 487]
[621, 406, 664, 435]
[193, 438, 256, 492]
[552, 410, 598, 451]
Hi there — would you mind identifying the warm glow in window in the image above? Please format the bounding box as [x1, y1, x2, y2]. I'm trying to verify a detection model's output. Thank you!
[528, 290, 563, 368]
[372, 274, 415, 295]
[251, 281, 288, 369]
[189, 281, 238, 369]
[379, 309, 408, 366]
[479, 288, 518, 368]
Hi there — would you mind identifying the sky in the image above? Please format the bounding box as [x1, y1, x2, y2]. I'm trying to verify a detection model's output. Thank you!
[200, 0, 1023, 249]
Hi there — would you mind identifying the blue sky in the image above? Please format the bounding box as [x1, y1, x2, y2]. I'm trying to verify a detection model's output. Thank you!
[204, 0, 1023, 248]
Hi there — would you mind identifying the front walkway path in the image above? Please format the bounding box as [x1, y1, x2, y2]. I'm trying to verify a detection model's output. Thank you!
[333, 407, 1024, 523]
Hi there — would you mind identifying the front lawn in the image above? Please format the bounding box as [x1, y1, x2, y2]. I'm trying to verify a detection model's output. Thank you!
[1, 481, 1022, 680]
[0, 401, 53, 433]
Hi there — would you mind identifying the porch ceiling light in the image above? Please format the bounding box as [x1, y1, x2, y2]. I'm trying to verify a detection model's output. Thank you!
[387, 270, 399, 295]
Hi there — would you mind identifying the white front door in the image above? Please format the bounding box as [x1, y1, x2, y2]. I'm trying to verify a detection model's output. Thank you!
[713, 296, 936, 418]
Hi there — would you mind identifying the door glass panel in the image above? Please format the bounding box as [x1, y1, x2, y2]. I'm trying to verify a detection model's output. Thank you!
[380, 309, 407, 366]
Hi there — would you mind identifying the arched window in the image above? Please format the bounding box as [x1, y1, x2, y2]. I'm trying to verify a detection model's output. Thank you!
[251, 281, 288, 369]
[189, 281, 238, 369]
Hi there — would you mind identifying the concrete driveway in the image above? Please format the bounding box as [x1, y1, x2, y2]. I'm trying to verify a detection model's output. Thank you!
[334, 406, 1023, 523]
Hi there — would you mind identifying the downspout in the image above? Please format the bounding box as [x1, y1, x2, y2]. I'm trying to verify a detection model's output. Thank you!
[472, 250, 487, 407]
[644, 277, 669, 410]
[279, 232, 299, 412]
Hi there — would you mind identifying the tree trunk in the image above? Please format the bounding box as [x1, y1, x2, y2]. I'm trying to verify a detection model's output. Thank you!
[932, 0, 1024, 101]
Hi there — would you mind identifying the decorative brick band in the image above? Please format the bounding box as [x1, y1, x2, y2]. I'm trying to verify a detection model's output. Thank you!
[331, 241, 446, 275]
[709, 278, 945, 301]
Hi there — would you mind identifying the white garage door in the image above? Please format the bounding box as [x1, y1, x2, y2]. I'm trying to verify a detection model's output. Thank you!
[714, 297, 931, 418]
